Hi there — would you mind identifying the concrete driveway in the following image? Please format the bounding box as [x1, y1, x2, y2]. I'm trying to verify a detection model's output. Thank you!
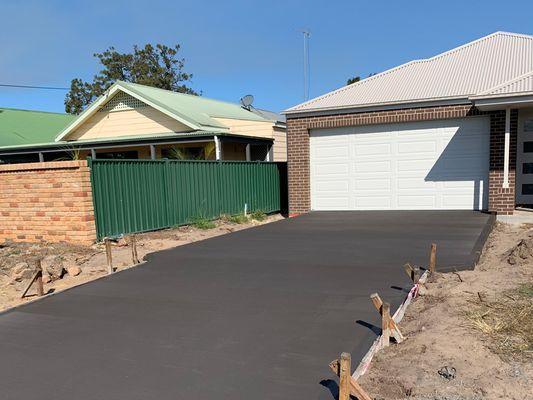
[0, 211, 492, 400]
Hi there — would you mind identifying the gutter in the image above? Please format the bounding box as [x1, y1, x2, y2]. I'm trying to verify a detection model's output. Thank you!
[283, 97, 472, 118]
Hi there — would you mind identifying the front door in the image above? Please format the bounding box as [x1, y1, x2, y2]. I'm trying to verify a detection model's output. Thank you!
[516, 109, 533, 205]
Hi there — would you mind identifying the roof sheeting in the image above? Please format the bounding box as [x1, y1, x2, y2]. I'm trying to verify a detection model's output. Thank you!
[0, 108, 74, 148]
[287, 31, 533, 114]
[56, 81, 275, 142]
[118, 81, 269, 129]
[473, 70, 533, 98]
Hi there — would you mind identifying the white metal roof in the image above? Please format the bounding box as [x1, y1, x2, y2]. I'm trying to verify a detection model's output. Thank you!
[472, 70, 533, 98]
[286, 32, 533, 114]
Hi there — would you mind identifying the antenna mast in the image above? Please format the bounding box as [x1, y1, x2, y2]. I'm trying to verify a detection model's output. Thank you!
[301, 29, 311, 101]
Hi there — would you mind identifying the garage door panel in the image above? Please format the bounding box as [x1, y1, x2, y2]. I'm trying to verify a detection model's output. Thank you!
[355, 143, 392, 156]
[314, 196, 351, 210]
[311, 145, 349, 159]
[311, 162, 349, 175]
[310, 117, 489, 211]
[398, 178, 436, 189]
[354, 160, 391, 173]
[355, 178, 391, 190]
[354, 196, 392, 209]
[313, 179, 349, 193]
[397, 195, 436, 208]
[398, 141, 436, 154]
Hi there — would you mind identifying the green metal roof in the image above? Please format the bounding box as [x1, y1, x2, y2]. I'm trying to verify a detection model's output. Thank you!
[0, 108, 74, 148]
[117, 81, 269, 129]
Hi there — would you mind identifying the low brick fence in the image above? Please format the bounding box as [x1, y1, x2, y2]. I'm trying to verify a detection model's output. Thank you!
[0, 160, 96, 245]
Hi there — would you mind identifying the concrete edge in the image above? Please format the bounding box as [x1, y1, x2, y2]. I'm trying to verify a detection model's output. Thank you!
[470, 212, 497, 266]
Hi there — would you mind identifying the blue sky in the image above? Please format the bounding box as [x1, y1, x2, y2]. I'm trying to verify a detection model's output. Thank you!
[0, 0, 532, 114]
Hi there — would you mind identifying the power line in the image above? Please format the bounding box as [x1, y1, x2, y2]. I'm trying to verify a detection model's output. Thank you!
[0, 83, 69, 91]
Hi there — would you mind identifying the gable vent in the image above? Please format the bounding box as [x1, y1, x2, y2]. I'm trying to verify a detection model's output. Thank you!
[100, 92, 147, 112]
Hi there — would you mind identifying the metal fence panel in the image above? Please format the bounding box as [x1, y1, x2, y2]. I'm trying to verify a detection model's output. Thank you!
[89, 159, 285, 240]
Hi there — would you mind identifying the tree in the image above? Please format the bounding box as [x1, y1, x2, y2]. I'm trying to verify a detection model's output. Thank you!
[65, 44, 197, 114]
[346, 76, 361, 85]
[346, 72, 377, 86]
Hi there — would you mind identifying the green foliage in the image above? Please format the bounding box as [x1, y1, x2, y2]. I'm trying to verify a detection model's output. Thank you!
[250, 210, 267, 221]
[226, 213, 249, 224]
[346, 76, 361, 85]
[65, 43, 198, 114]
[190, 217, 216, 230]
[518, 283, 533, 297]
[53, 145, 82, 161]
[346, 72, 377, 86]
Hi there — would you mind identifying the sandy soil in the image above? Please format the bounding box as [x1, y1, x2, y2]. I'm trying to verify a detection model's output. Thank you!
[358, 222, 533, 400]
[0, 213, 283, 312]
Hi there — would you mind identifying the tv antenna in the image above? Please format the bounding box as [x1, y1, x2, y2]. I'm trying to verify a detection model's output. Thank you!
[301, 29, 311, 101]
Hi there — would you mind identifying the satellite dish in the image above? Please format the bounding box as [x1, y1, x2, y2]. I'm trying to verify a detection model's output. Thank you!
[240, 95, 254, 109]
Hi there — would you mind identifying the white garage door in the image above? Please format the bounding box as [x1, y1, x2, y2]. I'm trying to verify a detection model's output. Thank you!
[310, 118, 490, 210]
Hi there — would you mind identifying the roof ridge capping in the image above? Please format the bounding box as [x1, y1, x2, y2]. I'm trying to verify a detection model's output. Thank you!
[0, 107, 71, 116]
[285, 31, 533, 114]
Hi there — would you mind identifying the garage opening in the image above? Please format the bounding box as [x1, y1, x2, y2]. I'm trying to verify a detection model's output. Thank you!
[310, 117, 490, 211]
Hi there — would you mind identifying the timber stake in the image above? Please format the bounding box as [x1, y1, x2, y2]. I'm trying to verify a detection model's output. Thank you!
[329, 354, 372, 400]
[429, 243, 437, 273]
[403, 262, 420, 283]
[20, 259, 44, 298]
[130, 235, 140, 264]
[370, 293, 404, 343]
[105, 238, 113, 274]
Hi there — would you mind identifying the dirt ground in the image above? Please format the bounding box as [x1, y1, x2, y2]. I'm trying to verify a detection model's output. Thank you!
[359, 222, 533, 400]
[0, 213, 283, 312]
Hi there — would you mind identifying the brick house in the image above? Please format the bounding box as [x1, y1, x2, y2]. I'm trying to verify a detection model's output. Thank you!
[284, 32, 533, 218]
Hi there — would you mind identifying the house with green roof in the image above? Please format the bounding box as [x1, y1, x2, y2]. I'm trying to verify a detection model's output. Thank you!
[0, 81, 286, 163]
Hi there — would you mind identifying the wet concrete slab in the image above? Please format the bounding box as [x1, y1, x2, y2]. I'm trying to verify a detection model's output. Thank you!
[0, 211, 492, 400]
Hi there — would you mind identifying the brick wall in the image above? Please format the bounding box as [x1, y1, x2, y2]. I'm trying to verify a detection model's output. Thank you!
[286, 104, 516, 215]
[0, 160, 97, 244]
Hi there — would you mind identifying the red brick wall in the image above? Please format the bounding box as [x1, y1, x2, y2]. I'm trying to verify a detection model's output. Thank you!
[286, 105, 516, 215]
[488, 109, 518, 215]
[0, 160, 96, 244]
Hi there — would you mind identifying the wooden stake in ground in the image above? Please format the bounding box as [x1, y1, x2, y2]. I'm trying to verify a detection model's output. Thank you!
[403, 262, 420, 283]
[105, 238, 113, 274]
[370, 293, 404, 343]
[20, 259, 44, 298]
[339, 352, 350, 400]
[329, 355, 372, 400]
[130, 235, 140, 264]
[429, 243, 437, 273]
[381, 301, 391, 348]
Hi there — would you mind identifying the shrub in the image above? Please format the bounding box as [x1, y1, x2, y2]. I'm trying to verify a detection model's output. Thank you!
[250, 210, 267, 221]
[190, 217, 216, 230]
[226, 213, 249, 224]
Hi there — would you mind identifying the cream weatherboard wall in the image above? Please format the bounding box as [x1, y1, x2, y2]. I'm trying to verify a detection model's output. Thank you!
[214, 117, 287, 162]
[310, 117, 490, 210]
[65, 106, 191, 141]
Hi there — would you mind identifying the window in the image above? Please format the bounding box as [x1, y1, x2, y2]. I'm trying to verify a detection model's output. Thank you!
[523, 142, 533, 153]
[524, 119, 533, 133]
[522, 184, 533, 195]
[523, 163, 533, 174]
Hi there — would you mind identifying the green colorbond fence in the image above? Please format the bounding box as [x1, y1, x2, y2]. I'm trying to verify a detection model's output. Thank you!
[88, 158, 287, 240]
